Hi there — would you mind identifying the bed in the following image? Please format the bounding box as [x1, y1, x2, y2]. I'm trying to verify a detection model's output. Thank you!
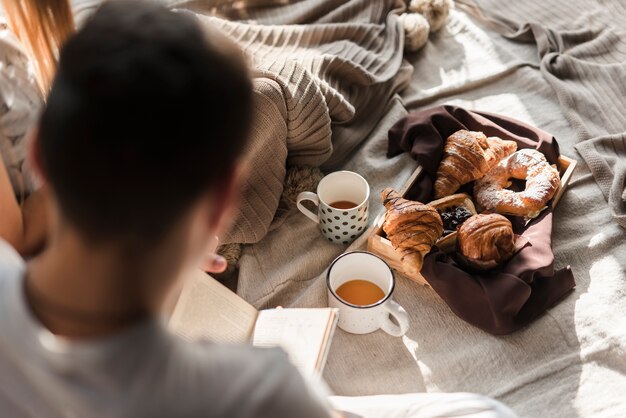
[74, 0, 626, 416]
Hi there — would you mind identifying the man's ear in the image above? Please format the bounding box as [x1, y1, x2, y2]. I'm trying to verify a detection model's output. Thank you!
[206, 162, 245, 238]
[27, 127, 47, 184]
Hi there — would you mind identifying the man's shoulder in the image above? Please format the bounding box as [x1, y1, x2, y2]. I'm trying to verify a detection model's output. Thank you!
[170, 339, 293, 380]
[152, 340, 328, 417]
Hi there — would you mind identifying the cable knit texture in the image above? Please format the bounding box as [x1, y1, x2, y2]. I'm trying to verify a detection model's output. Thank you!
[178, 0, 411, 243]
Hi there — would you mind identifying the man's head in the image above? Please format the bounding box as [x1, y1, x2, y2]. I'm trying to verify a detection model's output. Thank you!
[35, 1, 252, 255]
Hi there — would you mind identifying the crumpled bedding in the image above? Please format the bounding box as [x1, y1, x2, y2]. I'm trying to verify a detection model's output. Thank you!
[184, 0, 412, 243]
[217, 2, 626, 417]
[72, 0, 626, 416]
[456, 0, 626, 229]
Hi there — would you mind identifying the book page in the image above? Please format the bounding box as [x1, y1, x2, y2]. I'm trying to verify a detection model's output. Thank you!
[169, 269, 258, 344]
[252, 308, 337, 376]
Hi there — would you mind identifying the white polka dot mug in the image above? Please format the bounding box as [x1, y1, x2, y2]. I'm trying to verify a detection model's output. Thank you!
[327, 251, 410, 336]
[296, 171, 370, 245]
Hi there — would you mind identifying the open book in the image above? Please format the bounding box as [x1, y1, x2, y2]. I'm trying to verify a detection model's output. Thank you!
[169, 269, 338, 376]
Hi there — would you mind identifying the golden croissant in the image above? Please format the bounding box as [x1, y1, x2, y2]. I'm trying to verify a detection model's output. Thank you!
[457, 214, 515, 271]
[381, 189, 443, 276]
[434, 130, 517, 199]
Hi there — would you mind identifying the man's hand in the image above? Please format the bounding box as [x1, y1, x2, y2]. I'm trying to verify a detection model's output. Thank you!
[201, 252, 228, 274]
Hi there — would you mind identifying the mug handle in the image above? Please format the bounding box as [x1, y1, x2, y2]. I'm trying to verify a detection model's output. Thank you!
[296, 191, 320, 224]
[381, 300, 410, 337]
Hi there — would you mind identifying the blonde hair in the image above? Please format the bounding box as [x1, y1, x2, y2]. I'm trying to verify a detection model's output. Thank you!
[3, 0, 74, 95]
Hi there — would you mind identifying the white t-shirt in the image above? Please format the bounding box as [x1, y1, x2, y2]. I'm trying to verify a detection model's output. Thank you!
[0, 239, 331, 418]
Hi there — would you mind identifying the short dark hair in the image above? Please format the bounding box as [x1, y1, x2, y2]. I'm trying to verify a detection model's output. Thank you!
[39, 0, 252, 243]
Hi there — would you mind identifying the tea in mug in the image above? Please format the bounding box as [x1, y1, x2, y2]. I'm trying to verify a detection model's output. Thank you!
[329, 200, 358, 210]
[335, 279, 385, 306]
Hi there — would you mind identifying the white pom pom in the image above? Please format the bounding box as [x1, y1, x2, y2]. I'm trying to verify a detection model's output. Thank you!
[408, 0, 453, 32]
[398, 13, 430, 52]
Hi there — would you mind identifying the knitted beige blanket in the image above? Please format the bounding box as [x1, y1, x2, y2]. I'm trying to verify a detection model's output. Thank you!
[179, 0, 412, 243]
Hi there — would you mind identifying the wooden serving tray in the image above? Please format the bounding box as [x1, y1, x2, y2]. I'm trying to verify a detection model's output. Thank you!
[367, 155, 577, 286]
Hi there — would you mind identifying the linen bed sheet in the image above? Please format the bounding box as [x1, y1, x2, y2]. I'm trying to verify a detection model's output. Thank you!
[226, 3, 626, 418]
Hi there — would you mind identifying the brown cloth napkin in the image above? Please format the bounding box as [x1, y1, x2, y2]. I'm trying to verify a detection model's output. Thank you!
[388, 105, 576, 335]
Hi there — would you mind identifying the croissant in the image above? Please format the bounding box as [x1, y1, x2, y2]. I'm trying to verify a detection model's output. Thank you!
[434, 130, 517, 199]
[457, 213, 515, 271]
[381, 189, 443, 276]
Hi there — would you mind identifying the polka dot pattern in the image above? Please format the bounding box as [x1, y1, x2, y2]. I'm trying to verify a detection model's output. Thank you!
[318, 201, 369, 245]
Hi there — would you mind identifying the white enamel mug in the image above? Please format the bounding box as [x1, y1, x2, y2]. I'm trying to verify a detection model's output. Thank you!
[296, 171, 370, 245]
[327, 251, 410, 336]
